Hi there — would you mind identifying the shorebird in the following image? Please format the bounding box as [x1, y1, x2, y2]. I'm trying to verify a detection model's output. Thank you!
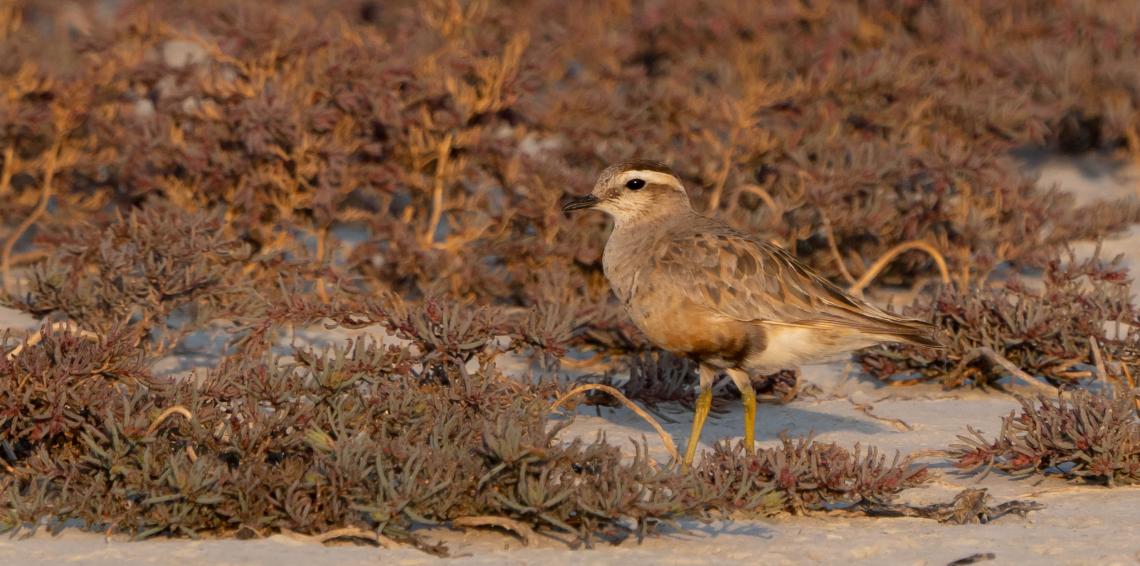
[562, 160, 940, 468]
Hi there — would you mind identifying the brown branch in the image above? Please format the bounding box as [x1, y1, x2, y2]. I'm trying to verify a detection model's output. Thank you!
[2, 140, 59, 293]
[146, 405, 194, 436]
[550, 383, 679, 463]
[314, 225, 330, 302]
[848, 240, 951, 298]
[5, 321, 101, 361]
[957, 181, 973, 290]
[422, 132, 454, 246]
[453, 516, 540, 546]
[900, 449, 951, 466]
[705, 130, 737, 214]
[848, 399, 913, 431]
[8, 249, 48, 267]
[819, 210, 856, 285]
[279, 527, 402, 549]
[730, 183, 782, 219]
[1088, 336, 1107, 386]
[557, 351, 613, 370]
[960, 347, 1060, 395]
[1119, 362, 1139, 411]
[0, 145, 14, 199]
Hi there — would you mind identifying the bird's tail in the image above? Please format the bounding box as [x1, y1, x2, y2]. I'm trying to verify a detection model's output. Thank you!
[873, 317, 943, 349]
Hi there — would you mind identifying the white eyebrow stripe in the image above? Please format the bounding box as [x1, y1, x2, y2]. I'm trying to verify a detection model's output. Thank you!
[617, 170, 684, 191]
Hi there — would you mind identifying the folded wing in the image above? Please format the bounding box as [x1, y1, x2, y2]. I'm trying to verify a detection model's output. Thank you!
[651, 220, 939, 348]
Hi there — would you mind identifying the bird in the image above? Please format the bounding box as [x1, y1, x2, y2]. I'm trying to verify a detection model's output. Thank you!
[562, 159, 941, 468]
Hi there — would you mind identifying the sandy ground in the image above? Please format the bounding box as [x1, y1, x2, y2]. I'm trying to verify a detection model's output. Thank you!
[2, 154, 1139, 565]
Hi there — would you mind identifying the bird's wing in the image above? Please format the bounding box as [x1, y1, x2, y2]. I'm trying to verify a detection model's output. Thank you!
[650, 221, 923, 335]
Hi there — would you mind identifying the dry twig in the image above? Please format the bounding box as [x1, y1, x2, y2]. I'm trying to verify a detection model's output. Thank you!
[705, 105, 741, 213]
[452, 515, 540, 546]
[849, 240, 951, 297]
[279, 527, 402, 549]
[146, 405, 194, 436]
[856, 488, 1043, 524]
[820, 210, 856, 285]
[1, 139, 60, 292]
[962, 347, 1061, 395]
[1089, 336, 1107, 387]
[1121, 364, 1140, 411]
[5, 321, 101, 361]
[730, 183, 781, 218]
[848, 399, 913, 431]
[422, 132, 454, 246]
[0, 145, 14, 199]
[551, 383, 680, 463]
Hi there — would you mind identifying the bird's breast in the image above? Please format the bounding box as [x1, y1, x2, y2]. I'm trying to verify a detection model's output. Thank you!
[602, 234, 652, 306]
[627, 283, 765, 368]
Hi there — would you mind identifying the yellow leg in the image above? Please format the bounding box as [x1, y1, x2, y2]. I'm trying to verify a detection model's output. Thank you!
[682, 385, 713, 469]
[741, 381, 756, 454]
[682, 364, 719, 469]
[727, 368, 757, 455]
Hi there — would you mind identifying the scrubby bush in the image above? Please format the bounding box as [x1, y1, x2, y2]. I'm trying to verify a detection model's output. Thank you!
[951, 391, 1140, 486]
[861, 250, 1140, 389]
[0, 314, 929, 548]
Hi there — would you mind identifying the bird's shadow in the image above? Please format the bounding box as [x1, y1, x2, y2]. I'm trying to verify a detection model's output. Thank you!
[571, 398, 890, 448]
[658, 518, 774, 541]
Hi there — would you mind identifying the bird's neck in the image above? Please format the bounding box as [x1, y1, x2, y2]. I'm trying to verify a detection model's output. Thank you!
[610, 196, 695, 231]
[612, 207, 695, 232]
[605, 209, 697, 303]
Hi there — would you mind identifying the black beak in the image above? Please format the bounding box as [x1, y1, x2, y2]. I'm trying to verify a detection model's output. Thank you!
[561, 194, 599, 212]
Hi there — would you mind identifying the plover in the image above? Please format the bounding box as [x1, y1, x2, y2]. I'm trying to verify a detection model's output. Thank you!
[562, 160, 940, 468]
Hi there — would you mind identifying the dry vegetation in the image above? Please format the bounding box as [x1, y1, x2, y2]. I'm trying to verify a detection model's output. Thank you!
[0, 312, 928, 548]
[952, 391, 1139, 486]
[1, 0, 1139, 549]
[860, 248, 1140, 391]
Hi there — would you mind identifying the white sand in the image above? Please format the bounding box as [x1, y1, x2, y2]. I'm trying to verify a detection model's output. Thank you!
[2, 154, 1139, 565]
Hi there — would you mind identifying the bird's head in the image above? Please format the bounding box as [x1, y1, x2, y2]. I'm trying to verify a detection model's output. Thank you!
[561, 160, 692, 226]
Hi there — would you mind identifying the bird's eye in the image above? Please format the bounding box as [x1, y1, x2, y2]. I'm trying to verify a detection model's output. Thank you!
[625, 178, 646, 190]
